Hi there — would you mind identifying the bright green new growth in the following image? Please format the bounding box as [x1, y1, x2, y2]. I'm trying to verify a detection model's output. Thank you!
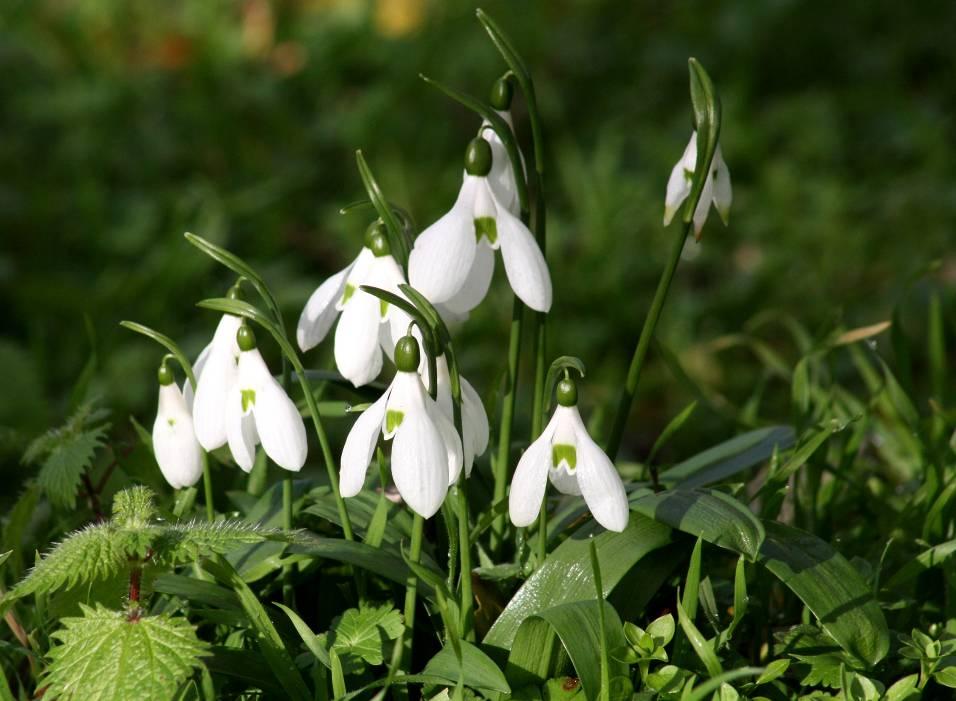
[42, 604, 210, 701]
[474, 216, 498, 244]
[327, 603, 404, 666]
[5, 486, 284, 604]
[23, 402, 110, 509]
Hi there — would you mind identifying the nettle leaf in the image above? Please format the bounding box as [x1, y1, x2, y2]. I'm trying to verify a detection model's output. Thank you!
[329, 602, 403, 665]
[774, 625, 861, 689]
[7, 523, 128, 601]
[43, 604, 209, 701]
[153, 520, 284, 566]
[24, 403, 110, 510]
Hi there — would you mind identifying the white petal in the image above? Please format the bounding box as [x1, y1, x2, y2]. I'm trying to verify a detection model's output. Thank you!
[296, 262, 352, 352]
[183, 342, 212, 411]
[250, 366, 308, 472]
[340, 390, 390, 497]
[508, 413, 559, 527]
[334, 290, 384, 387]
[427, 396, 463, 485]
[442, 240, 495, 315]
[385, 371, 427, 437]
[152, 384, 203, 489]
[571, 417, 629, 532]
[192, 345, 237, 451]
[390, 409, 449, 518]
[548, 406, 582, 496]
[368, 255, 407, 320]
[483, 113, 522, 216]
[461, 376, 489, 468]
[692, 167, 715, 237]
[664, 133, 697, 226]
[407, 178, 479, 304]
[226, 384, 259, 473]
[495, 203, 552, 312]
[339, 248, 376, 305]
[712, 146, 732, 225]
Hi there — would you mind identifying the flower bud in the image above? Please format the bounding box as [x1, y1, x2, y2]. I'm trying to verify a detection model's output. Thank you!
[364, 221, 391, 258]
[556, 377, 578, 407]
[464, 137, 493, 177]
[157, 362, 175, 386]
[489, 76, 514, 110]
[237, 325, 257, 352]
[394, 335, 421, 373]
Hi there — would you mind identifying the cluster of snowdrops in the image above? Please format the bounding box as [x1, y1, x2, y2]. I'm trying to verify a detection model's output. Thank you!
[150, 81, 731, 534]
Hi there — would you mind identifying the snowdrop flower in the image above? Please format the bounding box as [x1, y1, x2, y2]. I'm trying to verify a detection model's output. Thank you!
[152, 362, 203, 489]
[663, 130, 732, 238]
[340, 335, 462, 518]
[226, 325, 308, 472]
[191, 311, 242, 451]
[509, 376, 629, 532]
[424, 354, 489, 476]
[297, 223, 411, 387]
[408, 137, 551, 315]
[480, 76, 522, 216]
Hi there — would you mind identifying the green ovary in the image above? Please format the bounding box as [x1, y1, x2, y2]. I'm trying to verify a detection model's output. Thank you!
[474, 216, 498, 244]
[552, 444, 577, 470]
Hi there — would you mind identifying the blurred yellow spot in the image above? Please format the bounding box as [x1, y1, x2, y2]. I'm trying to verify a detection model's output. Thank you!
[242, 0, 275, 58]
[374, 0, 426, 37]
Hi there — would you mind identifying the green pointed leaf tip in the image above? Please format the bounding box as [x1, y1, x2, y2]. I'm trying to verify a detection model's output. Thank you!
[683, 58, 722, 231]
[42, 604, 209, 701]
[329, 603, 403, 666]
[112, 486, 157, 529]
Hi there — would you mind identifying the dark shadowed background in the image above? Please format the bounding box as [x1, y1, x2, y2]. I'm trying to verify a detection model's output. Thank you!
[2, 0, 954, 503]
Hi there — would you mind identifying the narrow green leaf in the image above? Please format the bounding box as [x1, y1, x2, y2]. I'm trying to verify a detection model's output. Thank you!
[354, 151, 409, 265]
[684, 58, 721, 234]
[681, 667, 763, 701]
[676, 594, 722, 678]
[484, 514, 671, 651]
[119, 321, 198, 386]
[757, 521, 889, 666]
[203, 557, 311, 701]
[884, 539, 956, 590]
[648, 401, 698, 463]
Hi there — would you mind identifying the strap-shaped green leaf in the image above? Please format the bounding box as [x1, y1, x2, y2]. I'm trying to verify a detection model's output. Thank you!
[355, 151, 410, 266]
[683, 58, 721, 231]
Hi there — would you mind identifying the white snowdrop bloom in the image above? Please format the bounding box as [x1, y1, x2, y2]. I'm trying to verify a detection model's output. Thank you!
[423, 354, 489, 477]
[340, 335, 462, 519]
[226, 325, 308, 473]
[481, 76, 524, 216]
[190, 312, 242, 451]
[509, 377, 629, 532]
[152, 364, 203, 489]
[297, 223, 412, 387]
[663, 130, 732, 238]
[408, 137, 551, 315]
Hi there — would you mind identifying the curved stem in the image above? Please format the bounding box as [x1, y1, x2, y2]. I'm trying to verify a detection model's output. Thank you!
[490, 301, 523, 552]
[400, 514, 425, 673]
[605, 221, 691, 461]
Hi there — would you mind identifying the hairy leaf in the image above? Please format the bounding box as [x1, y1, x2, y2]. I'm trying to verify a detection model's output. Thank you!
[43, 604, 209, 701]
[329, 603, 403, 666]
[153, 520, 283, 566]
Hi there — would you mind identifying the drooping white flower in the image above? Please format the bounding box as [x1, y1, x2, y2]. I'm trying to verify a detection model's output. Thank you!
[481, 111, 522, 217]
[408, 137, 551, 315]
[226, 325, 308, 472]
[509, 377, 628, 532]
[340, 335, 462, 518]
[190, 313, 242, 451]
[663, 130, 732, 237]
[423, 354, 489, 476]
[297, 224, 411, 387]
[152, 365, 203, 490]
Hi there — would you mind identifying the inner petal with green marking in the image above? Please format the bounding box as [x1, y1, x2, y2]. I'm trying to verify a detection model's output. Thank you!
[386, 410, 405, 434]
[380, 300, 389, 318]
[341, 283, 356, 305]
[240, 389, 256, 413]
[552, 443, 577, 470]
[474, 216, 498, 245]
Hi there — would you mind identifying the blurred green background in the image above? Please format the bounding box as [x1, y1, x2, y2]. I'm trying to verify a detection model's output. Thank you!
[2, 0, 954, 495]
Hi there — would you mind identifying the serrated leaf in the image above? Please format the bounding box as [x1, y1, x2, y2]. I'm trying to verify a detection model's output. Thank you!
[153, 520, 283, 566]
[111, 485, 157, 529]
[36, 427, 108, 509]
[329, 603, 403, 666]
[7, 523, 128, 601]
[43, 604, 209, 701]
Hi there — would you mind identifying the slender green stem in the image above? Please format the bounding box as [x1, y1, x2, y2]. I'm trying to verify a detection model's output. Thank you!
[401, 514, 425, 672]
[606, 221, 691, 461]
[590, 539, 610, 701]
[491, 300, 523, 552]
[456, 483, 474, 640]
[281, 476, 294, 605]
[201, 453, 214, 522]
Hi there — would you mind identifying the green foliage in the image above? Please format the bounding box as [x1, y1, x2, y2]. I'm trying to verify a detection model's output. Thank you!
[43, 604, 209, 701]
[23, 403, 110, 509]
[328, 603, 403, 667]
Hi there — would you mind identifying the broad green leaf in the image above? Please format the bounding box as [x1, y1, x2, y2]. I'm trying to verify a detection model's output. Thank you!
[329, 603, 403, 666]
[153, 573, 241, 612]
[205, 646, 284, 696]
[422, 640, 510, 694]
[629, 488, 765, 561]
[203, 557, 311, 701]
[506, 600, 627, 701]
[758, 522, 889, 666]
[484, 514, 672, 651]
[660, 426, 794, 489]
[884, 674, 920, 701]
[43, 604, 209, 701]
[755, 659, 789, 685]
